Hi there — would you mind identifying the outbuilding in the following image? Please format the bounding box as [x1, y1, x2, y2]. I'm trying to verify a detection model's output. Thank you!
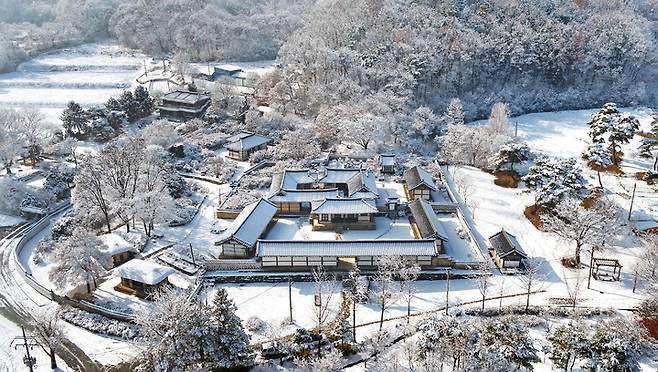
[310, 198, 378, 231]
[225, 132, 272, 161]
[158, 90, 211, 122]
[99, 233, 138, 268]
[215, 198, 278, 258]
[489, 229, 528, 269]
[404, 165, 437, 201]
[114, 259, 175, 298]
[379, 154, 396, 174]
[408, 199, 448, 252]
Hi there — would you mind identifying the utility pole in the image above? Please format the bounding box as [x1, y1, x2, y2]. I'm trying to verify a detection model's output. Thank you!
[628, 183, 637, 221]
[288, 277, 293, 323]
[445, 270, 450, 315]
[189, 243, 196, 265]
[11, 327, 37, 372]
[587, 249, 595, 289]
[514, 121, 518, 138]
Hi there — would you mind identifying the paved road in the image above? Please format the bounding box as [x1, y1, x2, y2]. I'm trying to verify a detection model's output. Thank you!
[0, 220, 106, 371]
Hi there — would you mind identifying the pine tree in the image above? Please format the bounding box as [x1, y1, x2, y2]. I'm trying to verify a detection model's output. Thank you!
[583, 143, 612, 187]
[134, 86, 154, 118]
[118, 90, 140, 122]
[492, 142, 530, 171]
[105, 97, 122, 111]
[60, 101, 89, 138]
[208, 288, 253, 369]
[445, 97, 465, 126]
[548, 321, 589, 371]
[587, 103, 639, 164]
[522, 157, 587, 208]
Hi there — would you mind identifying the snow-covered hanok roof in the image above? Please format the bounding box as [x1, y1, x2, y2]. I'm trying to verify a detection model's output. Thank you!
[404, 165, 437, 191]
[379, 154, 395, 166]
[311, 198, 378, 215]
[270, 168, 380, 197]
[161, 90, 210, 104]
[489, 229, 528, 259]
[116, 259, 175, 285]
[20, 205, 47, 215]
[408, 199, 449, 241]
[225, 132, 271, 151]
[99, 233, 137, 256]
[217, 198, 278, 248]
[215, 64, 243, 73]
[257, 239, 437, 257]
[268, 189, 341, 203]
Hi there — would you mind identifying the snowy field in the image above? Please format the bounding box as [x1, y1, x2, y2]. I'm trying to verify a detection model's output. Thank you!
[0, 43, 145, 126]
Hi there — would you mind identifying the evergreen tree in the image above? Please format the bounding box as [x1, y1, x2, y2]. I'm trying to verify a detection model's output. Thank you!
[522, 156, 587, 208]
[445, 97, 465, 126]
[208, 288, 253, 369]
[118, 90, 140, 122]
[105, 97, 122, 111]
[60, 101, 89, 139]
[134, 85, 154, 118]
[587, 103, 639, 164]
[492, 142, 530, 171]
[548, 321, 589, 371]
[583, 143, 612, 187]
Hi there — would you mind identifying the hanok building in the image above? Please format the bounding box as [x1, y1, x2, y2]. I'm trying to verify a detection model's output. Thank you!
[215, 198, 278, 258]
[408, 199, 449, 252]
[268, 189, 341, 215]
[489, 229, 528, 269]
[158, 90, 211, 122]
[99, 233, 137, 268]
[270, 168, 380, 200]
[225, 132, 272, 161]
[209, 65, 248, 86]
[114, 259, 175, 299]
[257, 239, 437, 270]
[404, 165, 437, 201]
[379, 154, 396, 174]
[310, 198, 378, 231]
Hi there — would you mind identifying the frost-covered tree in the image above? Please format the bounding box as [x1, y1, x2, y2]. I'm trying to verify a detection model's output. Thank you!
[542, 197, 621, 265]
[488, 102, 512, 135]
[134, 85, 155, 118]
[294, 348, 342, 372]
[517, 257, 546, 313]
[49, 227, 111, 293]
[547, 320, 589, 371]
[208, 288, 253, 369]
[522, 156, 587, 208]
[16, 108, 52, 164]
[587, 103, 639, 164]
[43, 162, 75, 200]
[30, 308, 64, 370]
[60, 101, 89, 139]
[636, 233, 658, 292]
[416, 315, 470, 371]
[584, 318, 650, 372]
[374, 256, 403, 331]
[313, 107, 342, 149]
[118, 90, 140, 123]
[399, 261, 420, 321]
[445, 97, 465, 126]
[0, 109, 23, 174]
[140, 120, 180, 149]
[492, 142, 530, 172]
[583, 143, 613, 187]
[312, 267, 337, 357]
[73, 155, 113, 232]
[471, 318, 539, 371]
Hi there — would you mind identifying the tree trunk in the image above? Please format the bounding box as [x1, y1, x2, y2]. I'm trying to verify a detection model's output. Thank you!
[352, 299, 356, 342]
[575, 243, 582, 266]
[104, 212, 112, 233]
[525, 289, 531, 313]
[597, 170, 602, 188]
[49, 347, 57, 369]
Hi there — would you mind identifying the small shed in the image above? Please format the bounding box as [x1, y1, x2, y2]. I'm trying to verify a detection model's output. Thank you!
[379, 154, 396, 174]
[210, 65, 247, 86]
[215, 198, 278, 258]
[404, 165, 437, 201]
[489, 229, 528, 269]
[114, 259, 175, 298]
[99, 233, 137, 268]
[225, 132, 272, 161]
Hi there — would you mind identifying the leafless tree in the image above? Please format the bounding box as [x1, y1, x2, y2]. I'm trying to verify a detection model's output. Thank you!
[563, 266, 586, 309]
[374, 256, 403, 330]
[312, 266, 337, 357]
[399, 261, 421, 322]
[517, 257, 546, 313]
[30, 308, 63, 370]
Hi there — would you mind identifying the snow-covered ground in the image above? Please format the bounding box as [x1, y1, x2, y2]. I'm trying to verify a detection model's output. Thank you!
[0, 42, 144, 127]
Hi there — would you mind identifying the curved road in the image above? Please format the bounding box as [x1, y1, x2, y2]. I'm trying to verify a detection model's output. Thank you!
[0, 220, 107, 371]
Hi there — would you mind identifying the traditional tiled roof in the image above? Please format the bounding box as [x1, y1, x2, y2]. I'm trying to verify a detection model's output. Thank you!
[257, 239, 437, 257]
[270, 168, 379, 197]
[268, 189, 341, 203]
[379, 154, 395, 167]
[161, 90, 210, 104]
[217, 198, 277, 248]
[311, 198, 378, 215]
[225, 132, 271, 151]
[489, 230, 528, 259]
[408, 199, 449, 241]
[404, 165, 437, 191]
[116, 259, 174, 285]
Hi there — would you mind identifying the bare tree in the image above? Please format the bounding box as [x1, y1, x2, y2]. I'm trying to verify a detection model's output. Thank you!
[517, 257, 546, 313]
[344, 267, 365, 342]
[399, 261, 420, 322]
[542, 197, 621, 266]
[30, 308, 63, 370]
[472, 260, 494, 310]
[312, 266, 337, 357]
[563, 267, 586, 309]
[374, 256, 403, 330]
[635, 233, 658, 292]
